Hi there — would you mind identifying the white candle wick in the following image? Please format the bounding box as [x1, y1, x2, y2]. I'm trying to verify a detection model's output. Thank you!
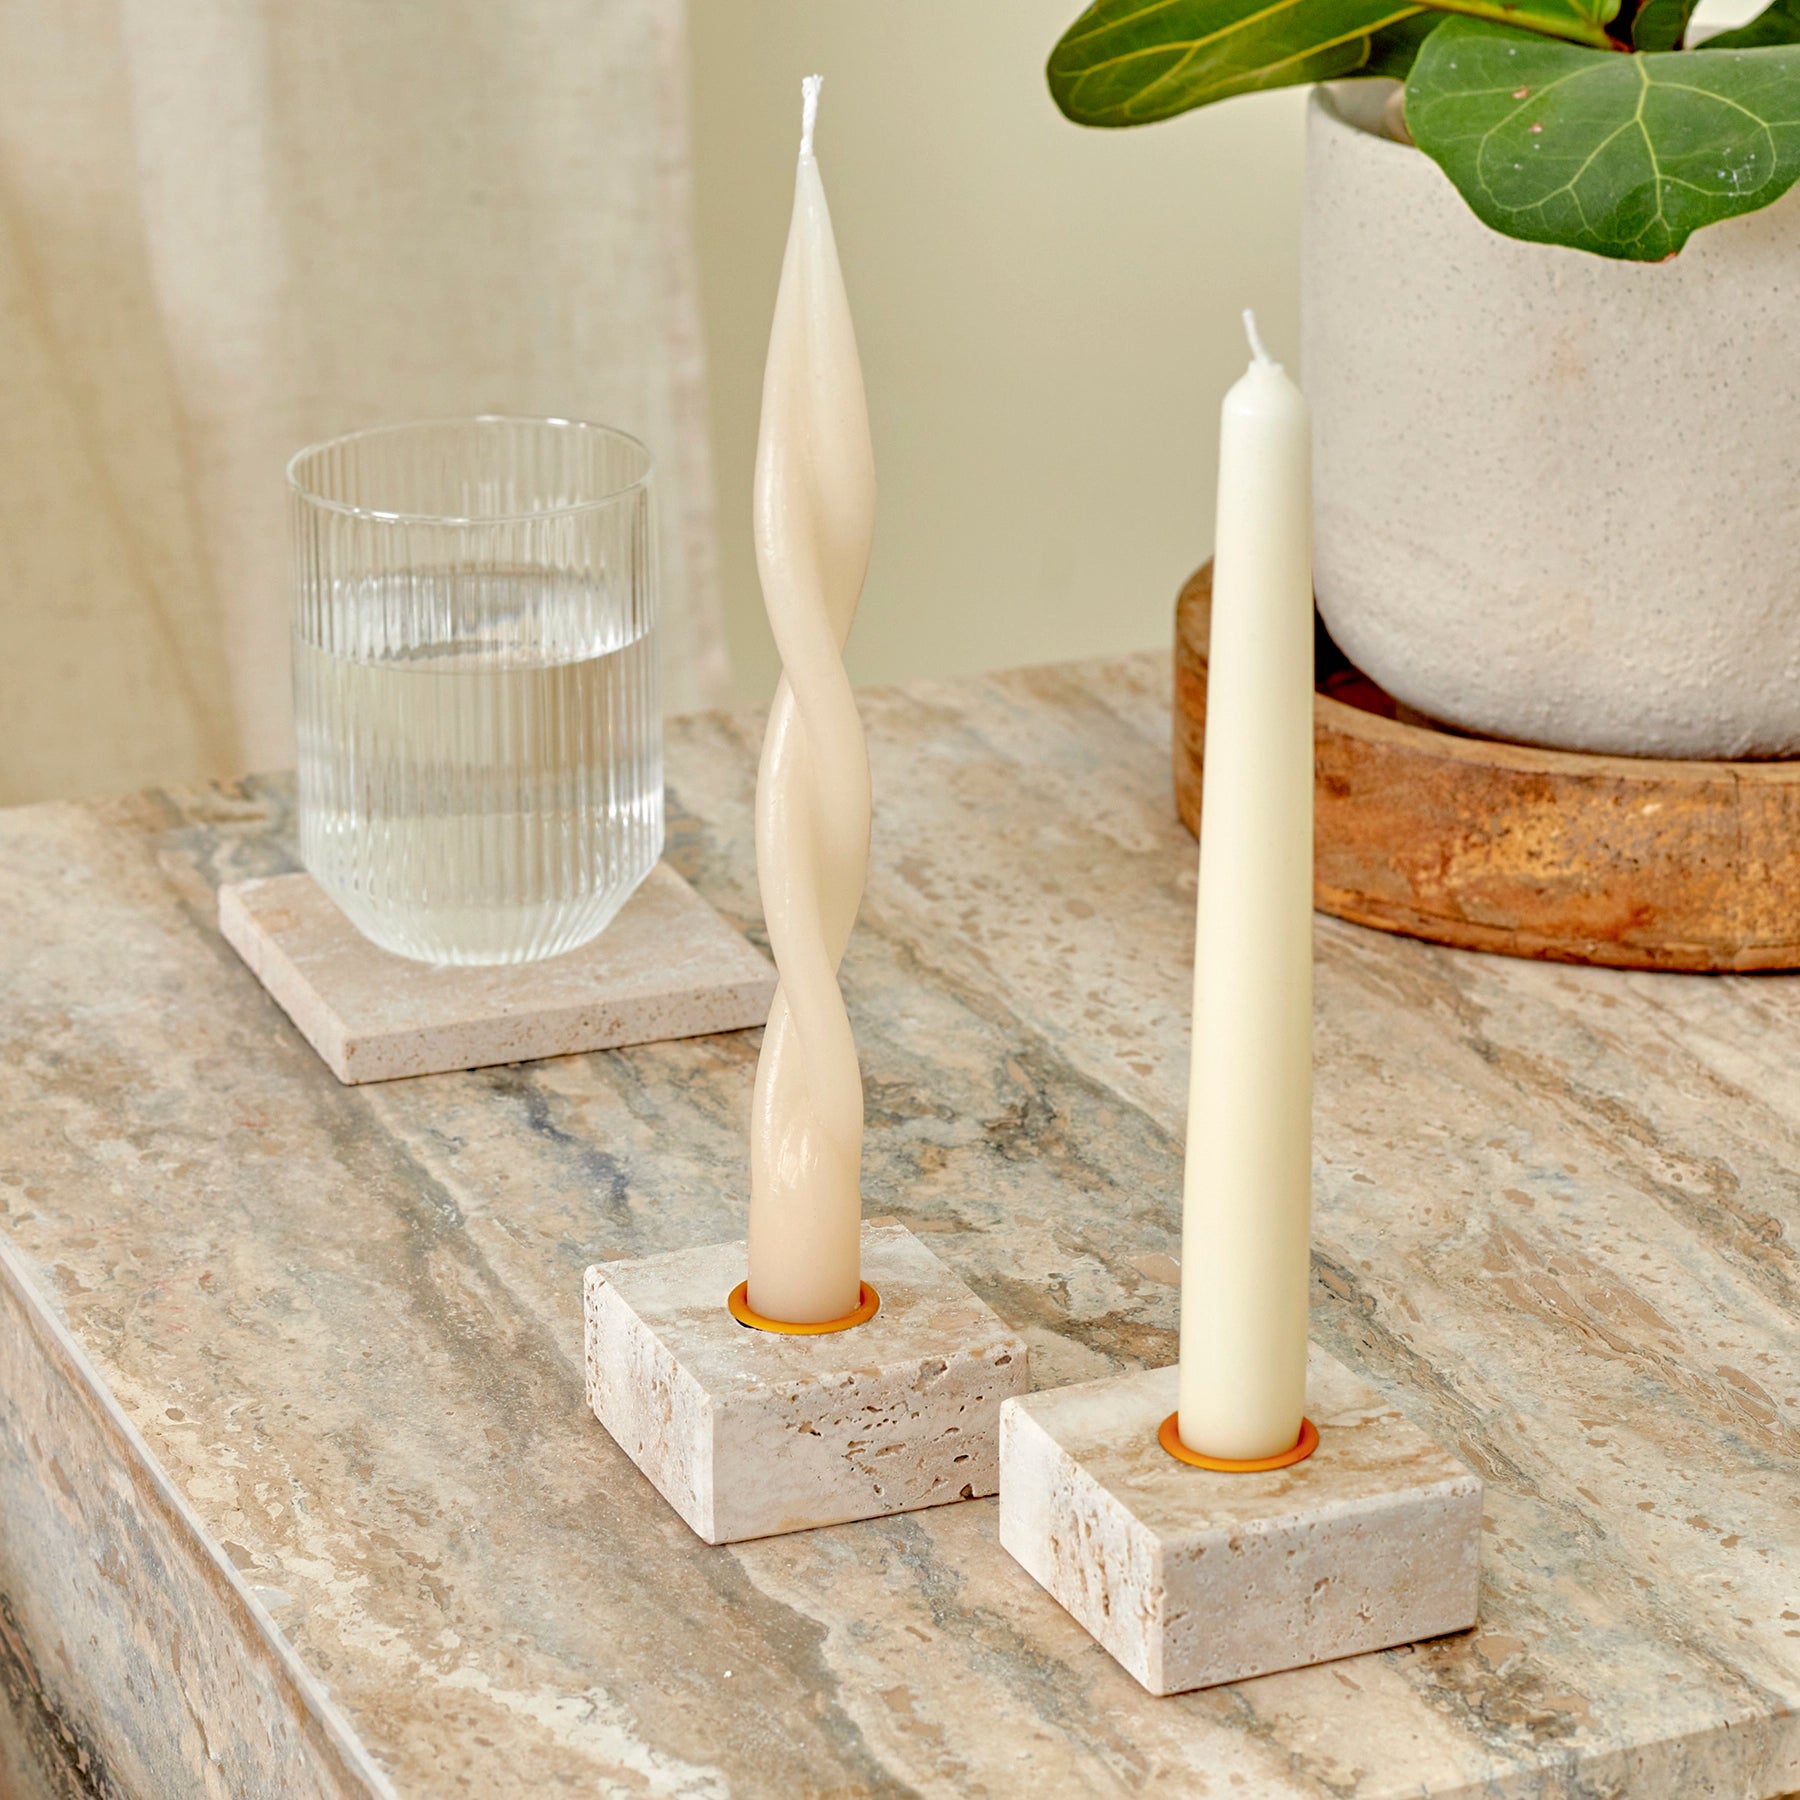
[1243, 308, 1276, 368]
[801, 73, 822, 159]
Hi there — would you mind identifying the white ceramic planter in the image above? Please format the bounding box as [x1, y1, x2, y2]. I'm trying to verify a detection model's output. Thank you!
[1301, 83, 1800, 759]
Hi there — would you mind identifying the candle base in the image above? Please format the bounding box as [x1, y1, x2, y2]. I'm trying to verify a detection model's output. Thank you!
[999, 1351, 1481, 1696]
[584, 1218, 1028, 1544]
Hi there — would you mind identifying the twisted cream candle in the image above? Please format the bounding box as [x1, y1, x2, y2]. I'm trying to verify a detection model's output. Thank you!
[746, 76, 877, 1325]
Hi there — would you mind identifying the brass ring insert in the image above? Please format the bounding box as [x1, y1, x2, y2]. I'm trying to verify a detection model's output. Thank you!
[727, 1280, 880, 1335]
[1156, 1412, 1320, 1472]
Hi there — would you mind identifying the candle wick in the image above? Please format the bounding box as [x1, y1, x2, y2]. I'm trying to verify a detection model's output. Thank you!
[1242, 309, 1275, 368]
[801, 73, 822, 160]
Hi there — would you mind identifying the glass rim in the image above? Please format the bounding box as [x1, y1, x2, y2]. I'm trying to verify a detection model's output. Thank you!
[285, 414, 653, 526]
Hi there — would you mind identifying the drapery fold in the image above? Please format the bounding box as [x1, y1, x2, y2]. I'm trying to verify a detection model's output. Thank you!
[0, 0, 726, 804]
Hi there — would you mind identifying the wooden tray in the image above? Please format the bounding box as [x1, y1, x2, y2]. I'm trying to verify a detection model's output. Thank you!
[1174, 562, 1800, 972]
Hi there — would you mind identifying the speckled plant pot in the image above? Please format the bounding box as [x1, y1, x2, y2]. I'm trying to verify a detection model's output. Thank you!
[1301, 83, 1800, 759]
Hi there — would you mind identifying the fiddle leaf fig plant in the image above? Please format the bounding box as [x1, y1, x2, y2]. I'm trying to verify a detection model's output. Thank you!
[1048, 0, 1800, 259]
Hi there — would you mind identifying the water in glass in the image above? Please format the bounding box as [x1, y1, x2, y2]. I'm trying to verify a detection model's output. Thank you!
[289, 420, 662, 966]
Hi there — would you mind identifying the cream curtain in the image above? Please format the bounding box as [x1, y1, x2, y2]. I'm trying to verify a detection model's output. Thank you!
[0, 0, 727, 806]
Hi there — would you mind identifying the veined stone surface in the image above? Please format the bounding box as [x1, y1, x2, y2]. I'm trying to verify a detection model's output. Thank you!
[0, 656, 1797, 1796]
[1000, 1355, 1482, 1694]
[585, 1219, 1028, 1543]
[218, 863, 776, 1083]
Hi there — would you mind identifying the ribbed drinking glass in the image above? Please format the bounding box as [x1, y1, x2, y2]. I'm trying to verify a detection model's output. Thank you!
[289, 417, 662, 966]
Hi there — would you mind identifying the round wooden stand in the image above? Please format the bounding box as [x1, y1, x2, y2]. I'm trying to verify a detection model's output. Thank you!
[1174, 563, 1800, 972]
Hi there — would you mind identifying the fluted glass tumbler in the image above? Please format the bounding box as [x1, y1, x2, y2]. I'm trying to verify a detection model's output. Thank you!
[289, 417, 662, 966]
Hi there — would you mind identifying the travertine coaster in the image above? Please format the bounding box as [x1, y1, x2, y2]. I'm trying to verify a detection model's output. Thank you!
[219, 865, 776, 1085]
[584, 1219, 1029, 1544]
[999, 1351, 1481, 1695]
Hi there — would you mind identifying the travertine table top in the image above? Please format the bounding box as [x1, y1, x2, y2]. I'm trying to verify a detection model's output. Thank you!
[1, 654, 1797, 1798]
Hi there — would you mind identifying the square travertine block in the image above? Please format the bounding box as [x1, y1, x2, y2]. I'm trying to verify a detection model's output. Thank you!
[1000, 1351, 1481, 1695]
[219, 864, 776, 1084]
[584, 1219, 1029, 1544]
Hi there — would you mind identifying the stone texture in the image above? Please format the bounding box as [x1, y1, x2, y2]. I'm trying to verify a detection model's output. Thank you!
[0, 1234, 387, 1800]
[1000, 1354, 1482, 1695]
[218, 862, 776, 1083]
[0, 657, 1797, 1795]
[585, 1219, 1029, 1544]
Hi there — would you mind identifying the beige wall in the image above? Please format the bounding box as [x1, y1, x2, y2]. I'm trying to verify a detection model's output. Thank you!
[688, 0, 1308, 703]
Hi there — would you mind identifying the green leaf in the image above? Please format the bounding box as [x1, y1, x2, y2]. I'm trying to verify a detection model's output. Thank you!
[1699, 0, 1800, 47]
[1366, 12, 1450, 77]
[1405, 18, 1800, 257]
[1047, 0, 1615, 127]
[1628, 0, 1696, 51]
[1048, 0, 1434, 122]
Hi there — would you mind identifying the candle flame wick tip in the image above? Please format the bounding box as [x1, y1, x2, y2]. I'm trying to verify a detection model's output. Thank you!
[1242, 308, 1275, 367]
[801, 74, 822, 159]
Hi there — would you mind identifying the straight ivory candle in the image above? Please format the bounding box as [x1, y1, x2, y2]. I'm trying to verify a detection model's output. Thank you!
[746, 77, 878, 1324]
[1176, 314, 1315, 1461]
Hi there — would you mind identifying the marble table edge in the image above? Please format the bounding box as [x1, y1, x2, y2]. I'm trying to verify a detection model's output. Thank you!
[0, 1228, 398, 1799]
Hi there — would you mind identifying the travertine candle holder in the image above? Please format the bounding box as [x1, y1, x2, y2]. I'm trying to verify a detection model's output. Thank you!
[999, 1349, 1481, 1695]
[584, 1219, 1029, 1544]
[220, 864, 775, 1084]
